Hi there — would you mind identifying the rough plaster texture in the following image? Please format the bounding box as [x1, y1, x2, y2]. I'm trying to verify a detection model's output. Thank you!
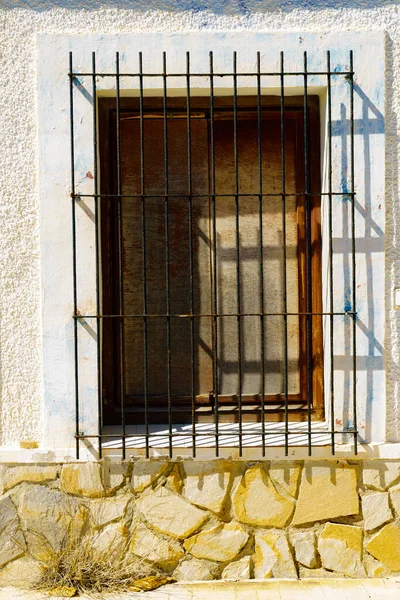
[0, 0, 399, 447]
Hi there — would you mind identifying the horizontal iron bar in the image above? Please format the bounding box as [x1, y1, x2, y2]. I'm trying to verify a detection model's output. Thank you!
[69, 70, 354, 78]
[75, 311, 356, 319]
[72, 192, 355, 199]
[76, 430, 358, 438]
[120, 396, 310, 403]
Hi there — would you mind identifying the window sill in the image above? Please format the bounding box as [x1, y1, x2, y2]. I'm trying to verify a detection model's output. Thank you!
[0, 440, 399, 462]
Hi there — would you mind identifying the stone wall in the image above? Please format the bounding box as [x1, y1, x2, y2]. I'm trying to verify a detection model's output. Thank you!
[1, 459, 400, 588]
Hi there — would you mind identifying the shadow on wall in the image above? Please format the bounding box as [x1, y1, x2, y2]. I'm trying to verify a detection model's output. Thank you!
[2, 0, 397, 12]
[71, 63, 385, 444]
[333, 84, 384, 442]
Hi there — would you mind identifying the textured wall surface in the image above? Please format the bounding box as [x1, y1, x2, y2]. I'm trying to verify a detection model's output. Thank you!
[0, 0, 399, 446]
[1, 459, 400, 586]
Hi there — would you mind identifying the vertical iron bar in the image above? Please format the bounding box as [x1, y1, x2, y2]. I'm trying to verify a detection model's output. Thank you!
[327, 51, 335, 454]
[92, 52, 102, 459]
[257, 51, 266, 456]
[209, 51, 219, 456]
[163, 52, 173, 458]
[304, 51, 312, 456]
[280, 51, 289, 456]
[115, 52, 126, 460]
[233, 51, 243, 456]
[69, 52, 80, 460]
[186, 52, 196, 458]
[139, 52, 149, 458]
[350, 50, 358, 454]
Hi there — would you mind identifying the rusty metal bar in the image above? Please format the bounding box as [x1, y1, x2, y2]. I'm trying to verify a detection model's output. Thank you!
[69, 51, 358, 458]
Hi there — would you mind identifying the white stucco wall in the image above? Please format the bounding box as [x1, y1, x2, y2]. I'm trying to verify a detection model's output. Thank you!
[0, 0, 399, 452]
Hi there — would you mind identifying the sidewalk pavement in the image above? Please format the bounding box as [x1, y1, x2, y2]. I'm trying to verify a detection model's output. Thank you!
[1, 578, 400, 600]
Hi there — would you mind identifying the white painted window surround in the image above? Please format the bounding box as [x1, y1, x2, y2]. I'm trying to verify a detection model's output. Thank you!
[35, 31, 386, 459]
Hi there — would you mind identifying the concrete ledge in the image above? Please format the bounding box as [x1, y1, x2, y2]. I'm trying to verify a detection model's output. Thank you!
[2, 442, 400, 463]
[1, 580, 400, 600]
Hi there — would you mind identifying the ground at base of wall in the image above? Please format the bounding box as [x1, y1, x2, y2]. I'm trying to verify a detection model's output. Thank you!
[1, 580, 400, 600]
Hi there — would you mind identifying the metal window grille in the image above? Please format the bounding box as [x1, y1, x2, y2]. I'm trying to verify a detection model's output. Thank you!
[69, 50, 357, 459]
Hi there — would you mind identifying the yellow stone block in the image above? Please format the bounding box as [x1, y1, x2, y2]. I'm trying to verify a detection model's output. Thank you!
[318, 523, 366, 577]
[253, 531, 297, 578]
[0, 464, 59, 493]
[184, 522, 248, 562]
[128, 575, 172, 592]
[389, 484, 400, 516]
[130, 520, 184, 569]
[60, 463, 104, 497]
[363, 460, 400, 490]
[233, 465, 295, 528]
[366, 522, 400, 571]
[183, 461, 231, 513]
[166, 464, 183, 494]
[364, 553, 389, 578]
[130, 461, 169, 493]
[268, 461, 302, 498]
[292, 462, 359, 525]
[136, 486, 207, 539]
[320, 522, 363, 552]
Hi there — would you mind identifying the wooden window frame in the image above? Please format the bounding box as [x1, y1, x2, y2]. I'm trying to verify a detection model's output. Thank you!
[99, 95, 323, 425]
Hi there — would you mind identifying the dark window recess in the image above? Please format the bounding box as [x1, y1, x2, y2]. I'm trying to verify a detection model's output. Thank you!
[100, 98, 323, 422]
[69, 51, 358, 459]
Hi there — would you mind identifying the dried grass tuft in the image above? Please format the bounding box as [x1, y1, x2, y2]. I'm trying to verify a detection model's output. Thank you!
[29, 529, 169, 597]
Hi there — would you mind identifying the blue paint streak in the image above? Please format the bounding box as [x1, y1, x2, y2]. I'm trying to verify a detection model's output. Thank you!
[237, 0, 250, 13]
[340, 177, 349, 198]
[344, 296, 352, 314]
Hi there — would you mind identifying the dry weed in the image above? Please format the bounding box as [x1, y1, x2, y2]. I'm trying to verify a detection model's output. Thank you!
[27, 528, 170, 597]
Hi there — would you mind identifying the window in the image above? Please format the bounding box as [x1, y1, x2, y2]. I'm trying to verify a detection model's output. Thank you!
[99, 95, 323, 427]
[41, 31, 385, 457]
